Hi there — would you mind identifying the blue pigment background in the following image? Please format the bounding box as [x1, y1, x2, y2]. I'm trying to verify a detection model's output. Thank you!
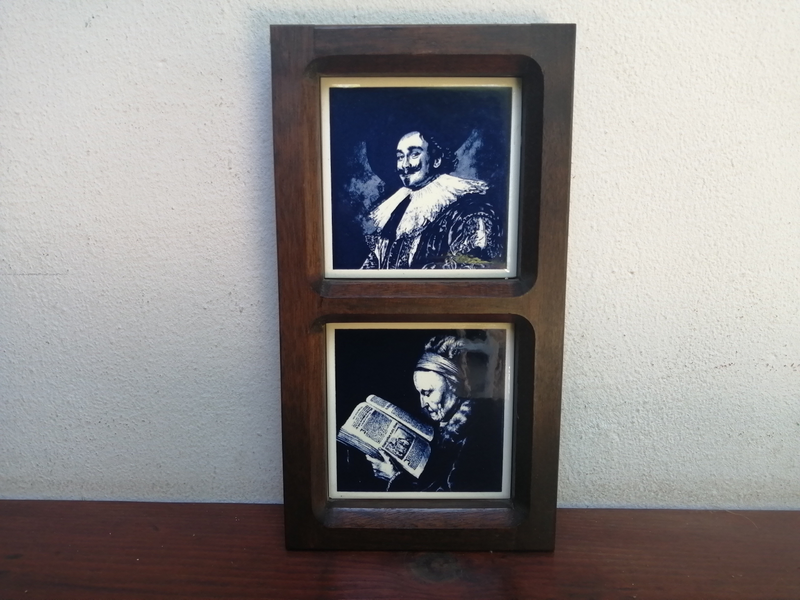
[328, 85, 514, 270]
[333, 327, 507, 492]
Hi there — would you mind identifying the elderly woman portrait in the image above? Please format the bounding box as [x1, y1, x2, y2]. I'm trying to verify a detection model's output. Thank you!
[335, 329, 506, 494]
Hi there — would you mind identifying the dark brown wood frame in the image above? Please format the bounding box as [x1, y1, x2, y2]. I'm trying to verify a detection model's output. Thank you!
[271, 24, 575, 551]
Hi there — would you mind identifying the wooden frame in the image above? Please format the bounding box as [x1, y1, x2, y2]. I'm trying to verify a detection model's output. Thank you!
[271, 24, 575, 551]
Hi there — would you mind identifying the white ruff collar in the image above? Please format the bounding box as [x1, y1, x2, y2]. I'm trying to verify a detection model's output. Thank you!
[370, 174, 488, 238]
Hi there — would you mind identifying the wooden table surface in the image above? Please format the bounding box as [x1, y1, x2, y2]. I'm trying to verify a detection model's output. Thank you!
[1, 501, 797, 599]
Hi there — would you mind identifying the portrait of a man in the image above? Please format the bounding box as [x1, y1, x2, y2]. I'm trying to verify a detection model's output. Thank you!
[361, 130, 501, 270]
[322, 78, 520, 277]
[328, 324, 513, 499]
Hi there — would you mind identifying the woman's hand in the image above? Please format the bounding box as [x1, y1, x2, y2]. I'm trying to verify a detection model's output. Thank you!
[366, 450, 399, 481]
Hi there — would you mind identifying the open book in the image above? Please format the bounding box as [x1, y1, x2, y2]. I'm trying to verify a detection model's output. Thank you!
[337, 395, 434, 479]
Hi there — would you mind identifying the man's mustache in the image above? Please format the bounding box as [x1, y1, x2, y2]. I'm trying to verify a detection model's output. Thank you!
[398, 164, 422, 175]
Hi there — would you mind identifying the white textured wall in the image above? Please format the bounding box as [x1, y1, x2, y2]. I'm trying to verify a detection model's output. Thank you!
[1, 1, 797, 507]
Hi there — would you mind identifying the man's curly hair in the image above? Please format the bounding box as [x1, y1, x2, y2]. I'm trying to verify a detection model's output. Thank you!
[410, 131, 457, 174]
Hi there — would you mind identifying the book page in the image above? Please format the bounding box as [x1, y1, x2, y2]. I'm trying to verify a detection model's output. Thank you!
[366, 395, 434, 441]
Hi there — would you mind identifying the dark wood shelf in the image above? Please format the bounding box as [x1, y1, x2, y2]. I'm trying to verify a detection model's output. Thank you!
[1, 501, 797, 598]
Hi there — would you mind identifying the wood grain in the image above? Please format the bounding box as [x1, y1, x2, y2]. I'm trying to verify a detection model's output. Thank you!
[270, 24, 575, 551]
[1, 501, 798, 599]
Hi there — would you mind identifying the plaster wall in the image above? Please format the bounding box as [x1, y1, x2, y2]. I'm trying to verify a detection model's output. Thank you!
[1, 1, 797, 507]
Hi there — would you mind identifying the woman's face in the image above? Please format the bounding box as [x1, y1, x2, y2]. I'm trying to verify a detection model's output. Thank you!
[413, 370, 458, 423]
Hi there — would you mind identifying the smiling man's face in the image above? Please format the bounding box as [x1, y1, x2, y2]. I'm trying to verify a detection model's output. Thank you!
[396, 131, 441, 190]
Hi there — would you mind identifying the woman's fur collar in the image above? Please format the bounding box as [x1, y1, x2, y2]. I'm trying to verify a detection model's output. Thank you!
[439, 399, 475, 444]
